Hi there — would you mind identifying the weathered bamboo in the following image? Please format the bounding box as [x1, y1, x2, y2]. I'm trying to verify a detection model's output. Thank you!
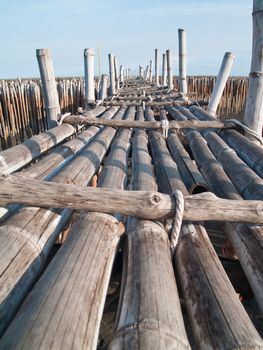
[108, 53, 116, 95]
[188, 130, 263, 313]
[99, 74, 108, 100]
[36, 48, 61, 129]
[244, 0, 263, 134]
[0, 108, 134, 349]
[207, 52, 235, 115]
[149, 130, 263, 349]
[220, 129, 263, 178]
[149, 60, 153, 83]
[178, 29, 187, 94]
[205, 131, 263, 199]
[84, 48, 95, 105]
[114, 56, 120, 91]
[162, 53, 167, 86]
[110, 122, 190, 349]
[155, 49, 160, 86]
[167, 132, 208, 193]
[0, 124, 75, 174]
[0, 108, 125, 337]
[166, 49, 173, 90]
[120, 65, 124, 84]
[103, 100, 191, 107]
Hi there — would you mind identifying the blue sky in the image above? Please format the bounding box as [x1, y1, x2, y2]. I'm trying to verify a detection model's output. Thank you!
[0, 0, 252, 78]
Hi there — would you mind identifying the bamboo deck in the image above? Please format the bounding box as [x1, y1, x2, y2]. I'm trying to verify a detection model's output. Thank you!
[0, 79, 262, 350]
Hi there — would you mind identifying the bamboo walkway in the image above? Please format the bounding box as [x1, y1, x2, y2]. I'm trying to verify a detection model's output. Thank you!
[0, 75, 262, 350]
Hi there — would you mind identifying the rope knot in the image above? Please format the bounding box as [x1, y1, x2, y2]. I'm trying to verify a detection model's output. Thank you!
[160, 119, 169, 139]
[170, 189, 184, 254]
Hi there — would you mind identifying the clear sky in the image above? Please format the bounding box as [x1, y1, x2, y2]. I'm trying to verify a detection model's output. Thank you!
[0, 0, 252, 78]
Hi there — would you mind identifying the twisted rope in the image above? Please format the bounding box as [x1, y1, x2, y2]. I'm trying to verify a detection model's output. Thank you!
[160, 119, 169, 139]
[224, 119, 263, 145]
[170, 189, 184, 254]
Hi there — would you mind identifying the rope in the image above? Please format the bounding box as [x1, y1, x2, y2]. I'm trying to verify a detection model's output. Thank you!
[224, 119, 263, 145]
[160, 119, 169, 138]
[58, 113, 71, 125]
[170, 189, 184, 254]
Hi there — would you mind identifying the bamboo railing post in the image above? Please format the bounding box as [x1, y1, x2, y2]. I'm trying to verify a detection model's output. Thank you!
[119, 65, 124, 84]
[36, 48, 60, 129]
[207, 52, 235, 115]
[244, 0, 263, 134]
[114, 56, 120, 91]
[139, 65, 143, 78]
[162, 53, 167, 86]
[108, 53, 116, 96]
[155, 49, 160, 86]
[166, 49, 173, 90]
[99, 74, 108, 101]
[144, 65, 149, 81]
[178, 29, 187, 94]
[84, 48, 95, 107]
[149, 60, 153, 83]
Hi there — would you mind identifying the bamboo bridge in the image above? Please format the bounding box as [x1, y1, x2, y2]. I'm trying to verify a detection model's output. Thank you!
[0, 12, 263, 350]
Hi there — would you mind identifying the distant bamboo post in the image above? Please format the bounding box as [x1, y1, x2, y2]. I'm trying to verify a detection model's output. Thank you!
[139, 65, 143, 78]
[108, 53, 116, 95]
[145, 65, 149, 80]
[207, 52, 235, 116]
[244, 0, 263, 134]
[166, 49, 173, 90]
[99, 74, 108, 100]
[149, 60, 153, 83]
[119, 65, 124, 84]
[162, 53, 167, 86]
[178, 29, 187, 94]
[36, 48, 60, 129]
[113, 56, 120, 91]
[84, 48, 95, 107]
[155, 49, 160, 86]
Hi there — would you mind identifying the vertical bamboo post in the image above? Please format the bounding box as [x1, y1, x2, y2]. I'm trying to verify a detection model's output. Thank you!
[113, 56, 120, 91]
[99, 74, 108, 100]
[207, 52, 235, 115]
[36, 48, 60, 129]
[178, 29, 187, 94]
[139, 65, 143, 78]
[119, 65, 124, 84]
[144, 65, 149, 80]
[166, 49, 173, 90]
[149, 60, 153, 83]
[84, 48, 95, 107]
[108, 53, 116, 96]
[162, 53, 167, 86]
[244, 0, 263, 134]
[155, 49, 160, 86]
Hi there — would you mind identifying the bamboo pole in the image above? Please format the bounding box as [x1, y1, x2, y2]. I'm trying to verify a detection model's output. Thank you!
[36, 49, 61, 129]
[154, 49, 159, 86]
[178, 29, 187, 94]
[244, 0, 263, 134]
[114, 56, 120, 91]
[162, 53, 167, 86]
[119, 65, 124, 84]
[166, 49, 173, 90]
[149, 60, 153, 83]
[108, 53, 116, 95]
[99, 74, 108, 100]
[84, 48, 95, 106]
[207, 52, 235, 115]
[188, 130, 263, 313]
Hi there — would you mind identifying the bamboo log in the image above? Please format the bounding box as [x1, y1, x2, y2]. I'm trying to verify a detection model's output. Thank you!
[0, 108, 134, 349]
[244, 0, 263, 134]
[114, 56, 120, 91]
[166, 49, 173, 90]
[149, 60, 153, 83]
[207, 52, 235, 115]
[220, 129, 263, 178]
[108, 53, 116, 95]
[84, 48, 95, 105]
[149, 130, 263, 349]
[178, 29, 187, 94]
[155, 49, 160, 86]
[188, 130, 263, 313]
[205, 131, 263, 200]
[110, 125, 190, 349]
[0, 124, 75, 174]
[99, 74, 108, 100]
[162, 53, 167, 86]
[36, 48, 61, 129]
[0, 109, 125, 337]
[189, 105, 217, 121]
[103, 100, 191, 107]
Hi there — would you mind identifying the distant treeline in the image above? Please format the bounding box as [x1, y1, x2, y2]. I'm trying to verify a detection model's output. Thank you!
[0, 76, 248, 150]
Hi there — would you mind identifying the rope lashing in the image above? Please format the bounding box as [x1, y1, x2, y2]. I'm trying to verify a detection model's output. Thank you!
[58, 112, 71, 125]
[161, 119, 169, 138]
[170, 189, 185, 254]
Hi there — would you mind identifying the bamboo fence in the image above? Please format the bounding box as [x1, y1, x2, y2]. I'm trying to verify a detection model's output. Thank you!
[0, 76, 248, 150]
